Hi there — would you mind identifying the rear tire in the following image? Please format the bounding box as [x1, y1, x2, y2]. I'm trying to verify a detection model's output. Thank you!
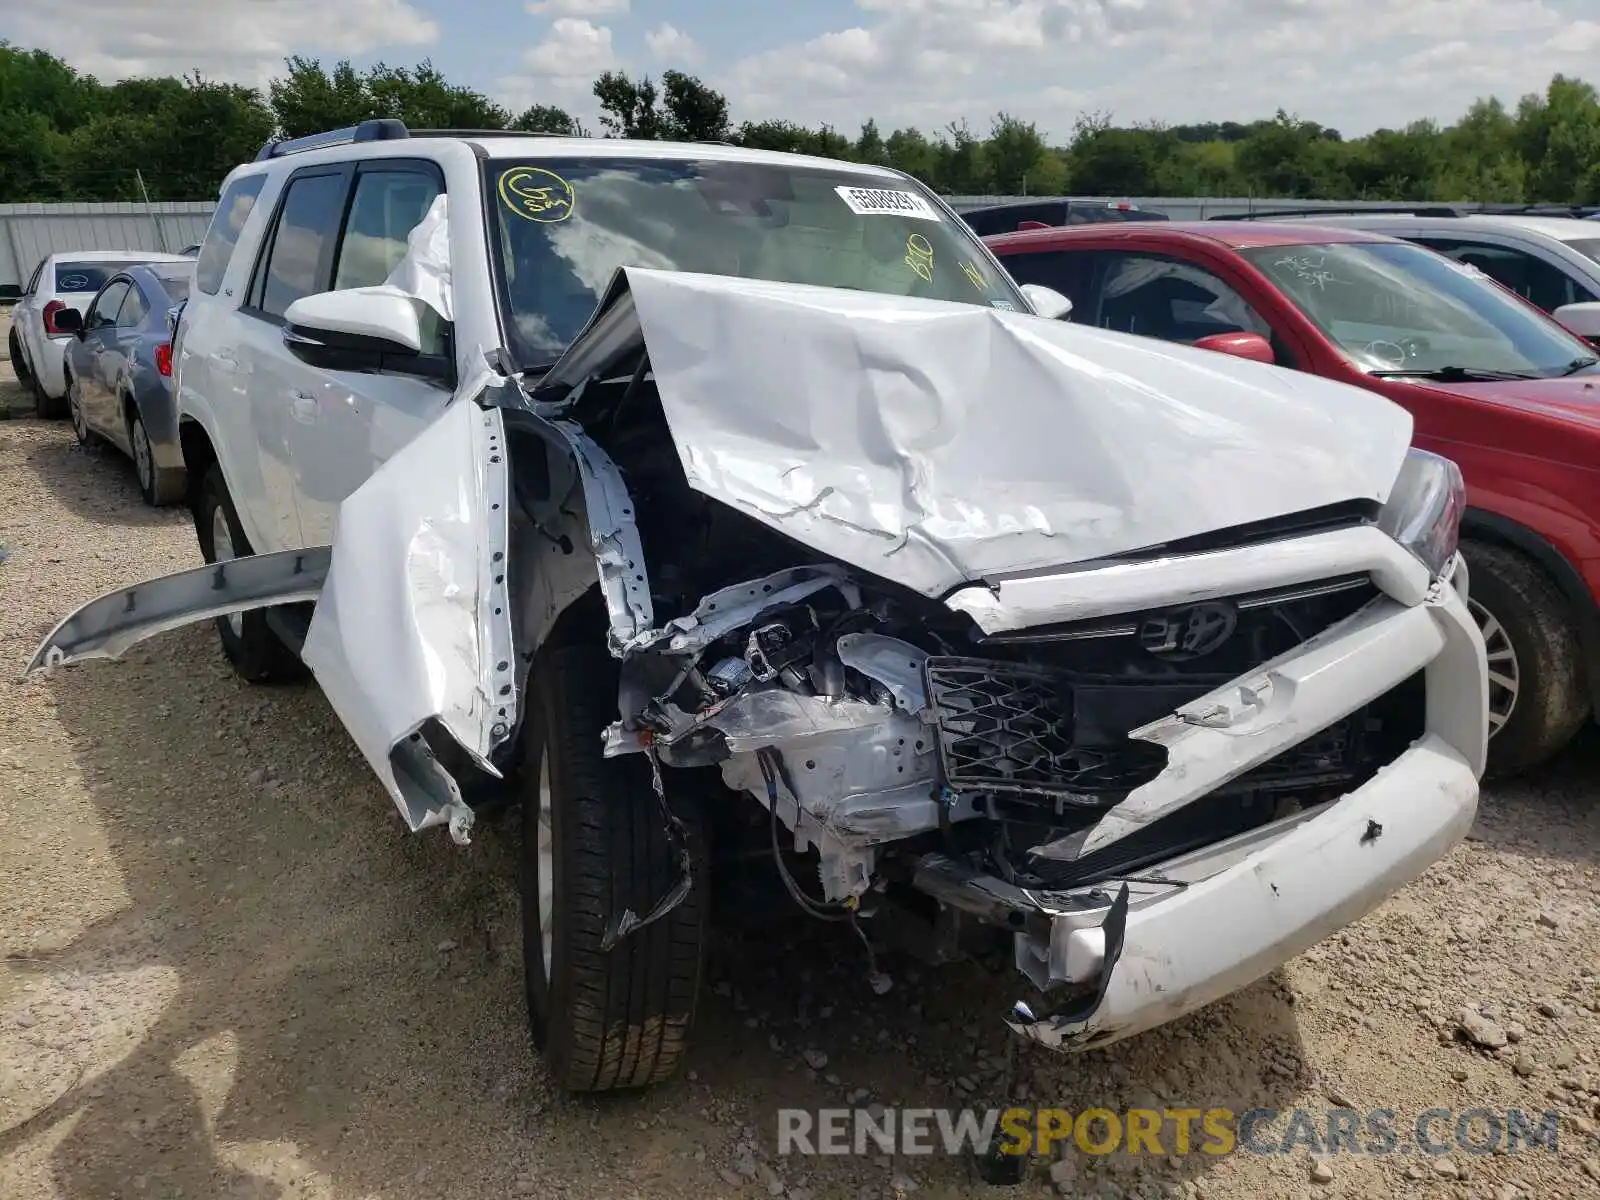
[1462, 539, 1590, 776]
[7, 330, 32, 400]
[520, 642, 705, 1092]
[194, 464, 307, 683]
[31, 349, 66, 419]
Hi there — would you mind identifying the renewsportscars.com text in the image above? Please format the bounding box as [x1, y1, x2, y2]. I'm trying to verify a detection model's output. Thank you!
[776, 1106, 1563, 1158]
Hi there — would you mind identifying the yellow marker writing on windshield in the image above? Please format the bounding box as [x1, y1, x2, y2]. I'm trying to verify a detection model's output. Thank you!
[961, 260, 987, 290]
[905, 232, 934, 283]
[498, 167, 576, 223]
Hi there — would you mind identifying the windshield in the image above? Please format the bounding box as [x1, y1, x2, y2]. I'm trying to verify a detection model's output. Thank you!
[484, 156, 1026, 367]
[1238, 241, 1599, 378]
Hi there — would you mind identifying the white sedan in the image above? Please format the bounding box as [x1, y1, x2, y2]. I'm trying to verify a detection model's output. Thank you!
[9, 250, 193, 418]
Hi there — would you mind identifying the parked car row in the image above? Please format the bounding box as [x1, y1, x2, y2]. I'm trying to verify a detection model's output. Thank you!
[11, 131, 1585, 1100]
[9, 250, 195, 505]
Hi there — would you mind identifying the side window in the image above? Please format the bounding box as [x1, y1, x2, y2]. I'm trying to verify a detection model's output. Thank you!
[1093, 252, 1272, 343]
[999, 249, 1096, 316]
[331, 167, 447, 356]
[196, 173, 269, 296]
[252, 170, 350, 319]
[1411, 239, 1590, 312]
[87, 281, 131, 330]
[117, 287, 149, 328]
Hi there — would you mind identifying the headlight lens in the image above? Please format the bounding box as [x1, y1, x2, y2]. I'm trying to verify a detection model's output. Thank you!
[1378, 448, 1466, 577]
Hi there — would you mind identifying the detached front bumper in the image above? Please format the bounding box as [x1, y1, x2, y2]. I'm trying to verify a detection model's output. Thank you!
[919, 561, 1486, 1052]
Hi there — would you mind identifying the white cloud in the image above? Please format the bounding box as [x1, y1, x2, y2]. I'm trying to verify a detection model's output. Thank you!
[525, 0, 629, 14]
[2, 0, 436, 86]
[645, 23, 703, 65]
[721, 0, 1595, 140]
[521, 18, 619, 83]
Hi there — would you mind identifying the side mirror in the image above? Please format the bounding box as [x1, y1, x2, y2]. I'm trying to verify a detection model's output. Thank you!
[53, 307, 83, 335]
[1193, 330, 1277, 365]
[282, 288, 423, 371]
[1019, 283, 1072, 320]
[1551, 301, 1600, 344]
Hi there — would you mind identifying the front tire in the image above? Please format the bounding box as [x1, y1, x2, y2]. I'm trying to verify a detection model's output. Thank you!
[194, 464, 306, 683]
[520, 642, 705, 1092]
[127, 404, 183, 506]
[1463, 539, 1590, 776]
[66, 369, 93, 447]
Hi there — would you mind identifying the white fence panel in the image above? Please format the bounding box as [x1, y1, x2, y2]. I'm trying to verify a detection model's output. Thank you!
[1, 203, 217, 296]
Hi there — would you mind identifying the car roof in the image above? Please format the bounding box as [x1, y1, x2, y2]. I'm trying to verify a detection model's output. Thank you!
[986, 220, 1400, 252]
[50, 250, 195, 263]
[1255, 213, 1600, 243]
[238, 133, 908, 182]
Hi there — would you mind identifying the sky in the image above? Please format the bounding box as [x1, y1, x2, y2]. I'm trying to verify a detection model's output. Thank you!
[4, 0, 1600, 143]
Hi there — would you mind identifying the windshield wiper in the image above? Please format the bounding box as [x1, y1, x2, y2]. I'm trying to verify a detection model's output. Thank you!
[1368, 365, 1542, 382]
[1554, 356, 1600, 377]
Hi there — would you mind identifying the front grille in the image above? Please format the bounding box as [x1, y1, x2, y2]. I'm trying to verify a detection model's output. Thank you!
[924, 658, 1172, 801]
[924, 575, 1397, 805]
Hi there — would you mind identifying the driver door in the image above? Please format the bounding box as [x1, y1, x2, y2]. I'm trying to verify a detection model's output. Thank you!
[78, 279, 132, 433]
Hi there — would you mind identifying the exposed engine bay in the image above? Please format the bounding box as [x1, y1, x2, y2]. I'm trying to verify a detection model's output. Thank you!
[504, 332, 1430, 1014]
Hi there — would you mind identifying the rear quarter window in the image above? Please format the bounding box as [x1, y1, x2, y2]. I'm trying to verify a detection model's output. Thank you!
[196, 173, 269, 296]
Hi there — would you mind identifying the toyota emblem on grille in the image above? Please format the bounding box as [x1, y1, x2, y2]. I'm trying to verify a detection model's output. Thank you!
[1138, 601, 1238, 659]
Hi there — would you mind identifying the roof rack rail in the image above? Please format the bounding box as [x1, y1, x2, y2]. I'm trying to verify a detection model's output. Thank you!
[1478, 202, 1600, 218]
[407, 128, 578, 138]
[255, 118, 409, 161]
[1210, 204, 1468, 221]
[254, 120, 582, 160]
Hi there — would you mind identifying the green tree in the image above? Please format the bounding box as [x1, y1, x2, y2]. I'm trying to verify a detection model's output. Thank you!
[661, 70, 730, 141]
[854, 119, 890, 166]
[1515, 75, 1600, 202]
[985, 112, 1049, 194]
[513, 104, 584, 136]
[268, 57, 370, 137]
[1067, 114, 1162, 195]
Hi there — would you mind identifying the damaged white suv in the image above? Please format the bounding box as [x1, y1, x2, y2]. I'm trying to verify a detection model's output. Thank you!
[31, 122, 1489, 1093]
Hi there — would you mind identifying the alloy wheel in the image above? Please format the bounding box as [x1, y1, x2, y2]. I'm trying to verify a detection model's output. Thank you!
[536, 748, 555, 977]
[1469, 597, 1519, 737]
[68, 379, 89, 445]
[211, 507, 245, 638]
[132, 416, 154, 493]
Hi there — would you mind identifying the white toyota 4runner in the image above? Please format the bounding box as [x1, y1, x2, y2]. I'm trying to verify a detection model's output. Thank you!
[32, 121, 1489, 1096]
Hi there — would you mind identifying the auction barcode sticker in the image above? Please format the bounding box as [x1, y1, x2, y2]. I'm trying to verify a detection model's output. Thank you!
[835, 186, 941, 221]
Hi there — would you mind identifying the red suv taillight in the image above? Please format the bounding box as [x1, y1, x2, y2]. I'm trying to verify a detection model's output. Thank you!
[155, 343, 173, 377]
[42, 300, 68, 335]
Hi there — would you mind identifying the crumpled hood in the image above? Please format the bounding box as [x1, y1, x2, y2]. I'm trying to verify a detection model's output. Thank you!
[555, 268, 1414, 597]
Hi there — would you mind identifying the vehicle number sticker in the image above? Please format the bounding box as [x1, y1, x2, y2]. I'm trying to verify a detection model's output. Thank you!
[835, 186, 941, 221]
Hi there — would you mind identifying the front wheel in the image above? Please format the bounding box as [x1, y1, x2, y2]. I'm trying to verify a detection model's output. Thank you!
[194, 464, 306, 683]
[127, 405, 183, 506]
[66, 370, 93, 447]
[520, 642, 705, 1092]
[1463, 539, 1590, 776]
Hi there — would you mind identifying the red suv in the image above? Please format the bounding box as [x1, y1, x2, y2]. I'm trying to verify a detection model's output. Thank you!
[988, 221, 1600, 774]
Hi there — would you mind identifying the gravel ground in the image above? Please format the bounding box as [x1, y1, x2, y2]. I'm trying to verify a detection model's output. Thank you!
[2, 366, 1599, 1200]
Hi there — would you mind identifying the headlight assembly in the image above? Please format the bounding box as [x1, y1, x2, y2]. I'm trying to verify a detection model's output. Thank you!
[1377, 448, 1466, 577]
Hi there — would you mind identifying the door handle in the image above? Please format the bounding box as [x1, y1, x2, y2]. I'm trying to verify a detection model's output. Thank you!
[290, 391, 319, 423]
